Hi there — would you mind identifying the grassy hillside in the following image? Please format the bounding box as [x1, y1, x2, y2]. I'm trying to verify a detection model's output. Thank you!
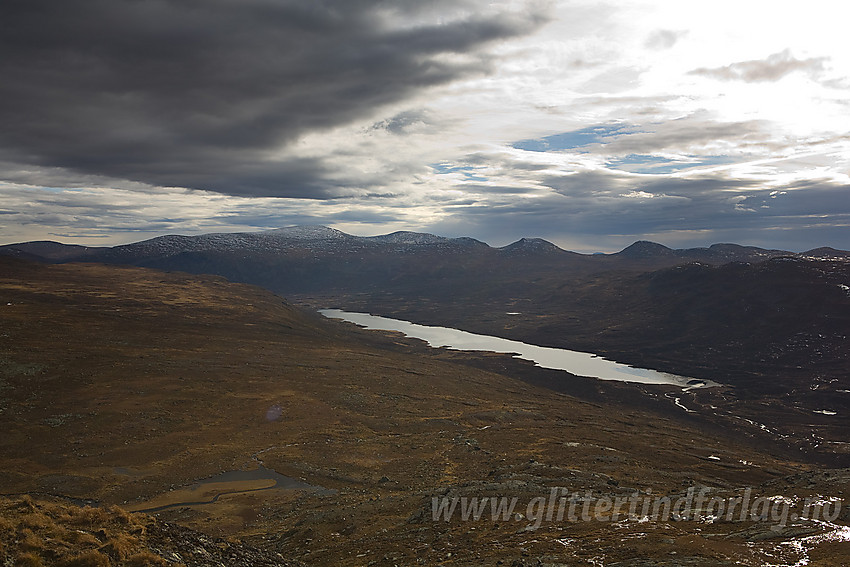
[1, 258, 847, 565]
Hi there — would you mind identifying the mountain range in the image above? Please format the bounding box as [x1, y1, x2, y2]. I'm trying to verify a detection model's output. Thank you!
[3, 227, 849, 463]
[3, 225, 848, 266]
[3, 226, 848, 303]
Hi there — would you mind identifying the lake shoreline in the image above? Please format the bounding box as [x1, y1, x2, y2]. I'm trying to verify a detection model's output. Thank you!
[320, 308, 719, 390]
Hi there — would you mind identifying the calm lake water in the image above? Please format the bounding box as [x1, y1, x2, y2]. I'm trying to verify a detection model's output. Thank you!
[320, 309, 719, 390]
[133, 465, 320, 513]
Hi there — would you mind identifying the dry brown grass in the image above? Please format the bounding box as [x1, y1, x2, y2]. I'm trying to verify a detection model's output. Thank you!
[0, 496, 160, 567]
[98, 532, 138, 561]
[63, 506, 113, 528]
[123, 551, 171, 567]
[56, 550, 110, 567]
[18, 528, 44, 551]
[0, 515, 14, 532]
[64, 529, 101, 547]
[15, 551, 45, 566]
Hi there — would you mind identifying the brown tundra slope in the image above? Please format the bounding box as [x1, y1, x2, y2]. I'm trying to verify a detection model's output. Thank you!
[0, 257, 848, 566]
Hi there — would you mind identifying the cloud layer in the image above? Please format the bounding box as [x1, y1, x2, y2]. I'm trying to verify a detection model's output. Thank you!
[1, 0, 848, 252]
[0, 0, 545, 197]
[689, 50, 827, 83]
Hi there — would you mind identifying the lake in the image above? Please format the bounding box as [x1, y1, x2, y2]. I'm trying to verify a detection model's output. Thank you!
[320, 309, 718, 390]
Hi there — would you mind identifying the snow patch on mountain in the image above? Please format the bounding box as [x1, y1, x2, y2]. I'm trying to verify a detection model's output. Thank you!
[264, 225, 351, 240]
[367, 231, 448, 245]
[499, 237, 564, 254]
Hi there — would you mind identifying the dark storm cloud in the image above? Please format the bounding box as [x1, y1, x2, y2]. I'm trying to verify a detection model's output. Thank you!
[429, 173, 850, 250]
[0, 0, 547, 197]
[689, 50, 827, 82]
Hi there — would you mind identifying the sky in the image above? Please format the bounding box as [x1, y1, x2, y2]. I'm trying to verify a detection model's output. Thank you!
[1, 0, 849, 252]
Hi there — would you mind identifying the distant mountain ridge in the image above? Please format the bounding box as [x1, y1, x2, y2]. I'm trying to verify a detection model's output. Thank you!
[1, 226, 846, 305]
[500, 237, 568, 255]
[2, 225, 843, 265]
[1, 226, 845, 300]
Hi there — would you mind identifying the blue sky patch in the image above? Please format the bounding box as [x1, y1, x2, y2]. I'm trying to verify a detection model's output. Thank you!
[512, 123, 637, 152]
[431, 163, 488, 182]
[606, 154, 736, 174]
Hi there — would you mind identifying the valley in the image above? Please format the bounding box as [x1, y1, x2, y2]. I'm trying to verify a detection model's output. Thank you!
[0, 227, 849, 565]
